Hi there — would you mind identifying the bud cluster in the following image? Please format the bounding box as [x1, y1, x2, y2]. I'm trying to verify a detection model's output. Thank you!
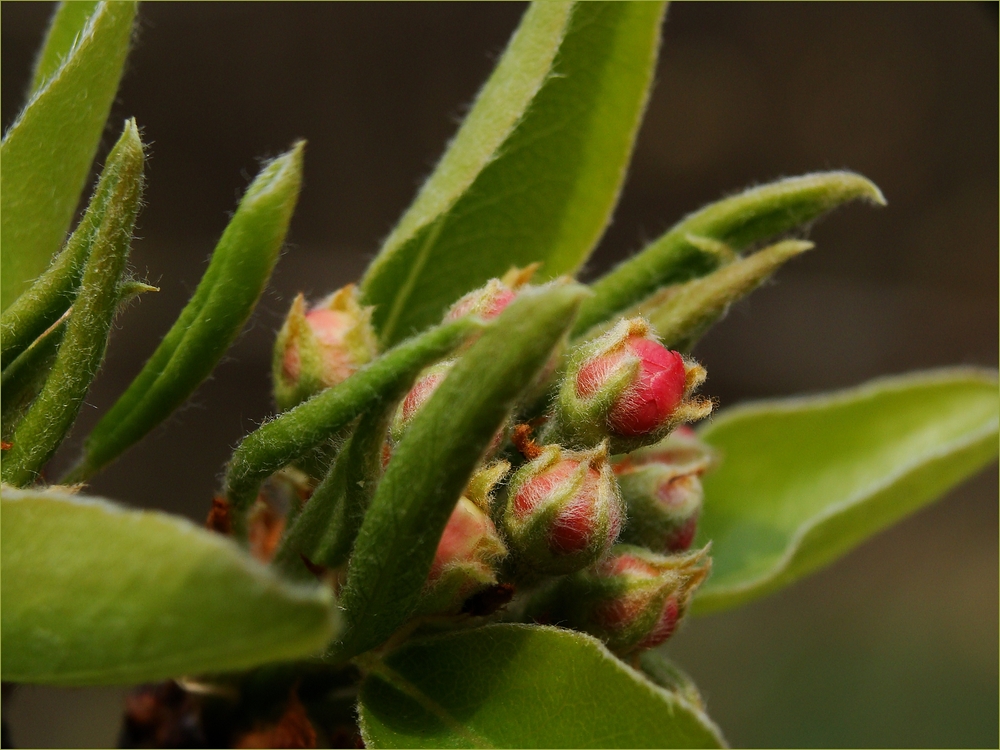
[271, 277, 718, 652]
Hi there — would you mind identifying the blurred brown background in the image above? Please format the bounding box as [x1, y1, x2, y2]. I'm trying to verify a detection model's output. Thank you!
[2, 2, 997, 747]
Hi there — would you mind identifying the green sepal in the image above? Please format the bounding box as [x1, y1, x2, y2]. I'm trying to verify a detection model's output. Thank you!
[333, 282, 589, 661]
[67, 142, 305, 482]
[574, 171, 885, 335]
[1, 120, 144, 487]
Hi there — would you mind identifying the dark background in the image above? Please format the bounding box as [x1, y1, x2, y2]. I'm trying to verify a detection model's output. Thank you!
[3, 3, 997, 747]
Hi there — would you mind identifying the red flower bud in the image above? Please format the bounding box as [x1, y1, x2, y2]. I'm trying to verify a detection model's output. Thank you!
[417, 497, 508, 615]
[502, 443, 623, 575]
[551, 318, 712, 452]
[613, 431, 715, 553]
[528, 544, 710, 655]
[272, 285, 377, 411]
[445, 279, 517, 322]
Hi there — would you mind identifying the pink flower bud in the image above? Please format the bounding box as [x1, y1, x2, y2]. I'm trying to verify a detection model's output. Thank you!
[528, 544, 710, 655]
[613, 431, 715, 553]
[502, 443, 623, 575]
[272, 285, 378, 411]
[417, 497, 508, 615]
[552, 318, 712, 452]
[445, 279, 517, 322]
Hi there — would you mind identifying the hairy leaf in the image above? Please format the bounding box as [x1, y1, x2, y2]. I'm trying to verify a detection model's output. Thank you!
[335, 283, 588, 659]
[1, 487, 339, 686]
[694, 369, 999, 614]
[1, 1, 136, 311]
[357, 624, 724, 748]
[574, 171, 885, 335]
[362, 1, 665, 346]
[28, 1, 102, 96]
[67, 143, 305, 482]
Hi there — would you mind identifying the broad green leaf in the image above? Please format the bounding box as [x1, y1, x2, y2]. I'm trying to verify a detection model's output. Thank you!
[66, 143, 305, 483]
[29, 1, 102, 96]
[335, 283, 588, 660]
[1, 120, 144, 488]
[357, 624, 725, 748]
[1, 1, 136, 311]
[224, 317, 484, 530]
[693, 369, 999, 614]
[574, 171, 885, 335]
[362, 1, 665, 346]
[1, 487, 339, 686]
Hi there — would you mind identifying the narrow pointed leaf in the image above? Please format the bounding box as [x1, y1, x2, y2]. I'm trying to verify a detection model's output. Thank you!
[693, 369, 999, 614]
[224, 317, 483, 531]
[67, 143, 305, 482]
[574, 171, 885, 335]
[362, 1, 665, 346]
[601, 239, 812, 351]
[1, 120, 144, 488]
[28, 1, 102, 96]
[335, 283, 588, 660]
[1, 1, 136, 311]
[1, 487, 339, 686]
[357, 624, 724, 748]
[1, 121, 143, 370]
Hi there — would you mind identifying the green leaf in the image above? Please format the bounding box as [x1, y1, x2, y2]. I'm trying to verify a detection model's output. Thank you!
[224, 317, 484, 532]
[362, 1, 665, 346]
[335, 283, 588, 660]
[66, 143, 305, 483]
[693, 369, 1000, 614]
[1, 487, 339, 686]
[574, 171, 885, 336]
[1, 1, 136, 311]
[357, 624, 725, 748]
[623, 239, 813, 351]
[28, 1, 102, 96]
[1, 120, 144, 488]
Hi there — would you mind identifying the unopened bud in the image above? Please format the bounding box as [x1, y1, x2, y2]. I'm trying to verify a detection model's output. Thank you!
[530, 544, 710, 655]
[551, 318, 712, 451]
[613, 430, 715, 553]
[272, 285, 378, 411]
[502, 443, 623, 575]
[418, 497, 508, 615]
[444, 264, 540, 323]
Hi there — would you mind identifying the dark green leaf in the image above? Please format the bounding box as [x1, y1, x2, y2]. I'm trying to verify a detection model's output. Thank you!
[357, 624, 725, 748]
[574, 171, 885, 335]
[1, 487, 339, 686]
[1, 1, 136, 311]
[362, 1, 665, 346]
[334, 282, 588, 660]
[67, 143, 305, 482]
[694, 369, 999, 614]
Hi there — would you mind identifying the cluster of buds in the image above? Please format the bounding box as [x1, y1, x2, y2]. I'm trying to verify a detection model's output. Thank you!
[417, 463, 510, 615]
[501, 443, 623, 576]
[612, 427, 715, 553]
[272, 285, 378, 411]
[527, 544, 710, 655]
[548, 318, 712, 453]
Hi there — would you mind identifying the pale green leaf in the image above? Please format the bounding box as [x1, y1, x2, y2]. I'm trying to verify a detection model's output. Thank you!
[28, 1, 102, 96]
[362, 1, 665, 346]
[693, 369, 999, 614]
[1, 1, 136, 311]
[1, 487, 340, 686]
[357, 624, 725, 748]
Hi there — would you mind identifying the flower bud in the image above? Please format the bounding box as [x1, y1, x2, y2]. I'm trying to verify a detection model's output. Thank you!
[613, 430, 715, 553]
[551, 318, 712, 451]
[272, 285, 378, 411]
[417, 497, 508, 615]
[443, 264, 539, 323]
[530, 544, 710, 655]
[502, 443, 623, 576]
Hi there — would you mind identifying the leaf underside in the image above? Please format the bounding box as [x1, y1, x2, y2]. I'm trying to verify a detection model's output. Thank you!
[693, 368, 999, 614]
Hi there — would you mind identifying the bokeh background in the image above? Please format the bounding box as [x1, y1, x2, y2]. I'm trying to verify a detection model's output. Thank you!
[2, 2, 997, 747]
